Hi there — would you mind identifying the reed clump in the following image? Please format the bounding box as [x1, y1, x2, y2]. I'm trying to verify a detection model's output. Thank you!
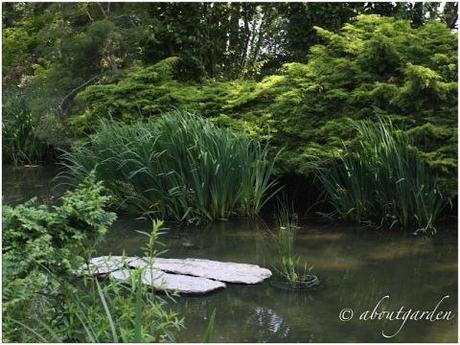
[61, 111, 279, 224]
[272, 200, 319, 289]
[316, 118, 448, 234]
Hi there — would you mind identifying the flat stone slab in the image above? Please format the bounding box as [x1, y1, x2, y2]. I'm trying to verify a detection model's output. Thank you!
[130, 257, 272, 284]
[110, 268, 226, 294]
[80, 256, 272, 294]
[78, 256, 129, 275]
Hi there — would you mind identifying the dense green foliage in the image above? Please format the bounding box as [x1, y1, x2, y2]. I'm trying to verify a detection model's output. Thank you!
[3, 172, 115, 286]
[76, 15, 457, 190]
[2, 175, 183, 342]
[316, 119, 449, 233]
[2, 4, 457, 225]
[3, 172, 115, 341]
[3, 4, 457, 341]
[62, 111, 279, 223]
[2, 3, 457, 166]
[2, 89, 52, 164]
[4, 2, 453, 83]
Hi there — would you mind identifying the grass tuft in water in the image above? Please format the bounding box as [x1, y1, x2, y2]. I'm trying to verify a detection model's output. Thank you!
[273, 200, 319, 288]
[275, 194, 299, 231]
[315, 118, 449, 234]
[2, 91, 49, 165]
[61, 111, 280, 224]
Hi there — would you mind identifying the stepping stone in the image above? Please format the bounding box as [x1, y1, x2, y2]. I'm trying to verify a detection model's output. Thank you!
[78, 256, 130, 275]
[129, 257, 272, 284]
[110, 268, 226, 294]
[80, 256, 272, 294]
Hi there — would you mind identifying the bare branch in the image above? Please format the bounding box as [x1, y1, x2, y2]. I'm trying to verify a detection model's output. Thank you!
[58, 74, 102, 114]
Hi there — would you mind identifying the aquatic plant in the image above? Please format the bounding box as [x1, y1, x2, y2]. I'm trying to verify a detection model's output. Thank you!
[61, 111, 280, 223]
[272, 211, 319, 288]
[316, 118, 449, 233]
[274, 197, 299, 262]
[275, 195, 299, 231]
[274, 239, 319, 288]
[277, 256, 318, 288]
[276, 222, 295, 259]
[202, 309, 217, 343]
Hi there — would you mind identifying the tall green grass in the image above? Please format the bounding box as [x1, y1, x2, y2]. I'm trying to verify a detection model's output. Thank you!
[61, 111, 279, 223]
[316, 118, 448, 234]
[272, 203, 318, 287]
[2, 91, 48, 165]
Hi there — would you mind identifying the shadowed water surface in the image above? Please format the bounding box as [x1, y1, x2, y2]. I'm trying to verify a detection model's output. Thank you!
[3, 165, 458, 342]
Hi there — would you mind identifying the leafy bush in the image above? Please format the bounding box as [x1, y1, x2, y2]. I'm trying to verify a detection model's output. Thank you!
[316, 118, 449, 233]
[61, 111, 279, 223]
[2, 172, 116, 341]
[2, 175, 184, 342]
[76, 15, 457, 189]
[3, 171, 115, 279]
[9, 220, 183, 343]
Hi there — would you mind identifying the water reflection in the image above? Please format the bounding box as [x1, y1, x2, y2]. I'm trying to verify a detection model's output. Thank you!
[248, 307, 291, 339]
[2, 164, 61, 205]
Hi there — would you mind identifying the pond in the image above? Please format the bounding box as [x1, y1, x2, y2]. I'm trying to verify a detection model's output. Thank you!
[3, 164, 458, 342]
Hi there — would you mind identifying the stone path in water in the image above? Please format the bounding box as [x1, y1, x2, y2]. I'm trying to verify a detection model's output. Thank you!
[80, 256, 272, 294]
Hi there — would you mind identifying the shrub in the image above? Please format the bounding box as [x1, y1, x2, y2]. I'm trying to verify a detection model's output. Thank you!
[2, 175, 184, 342]
[15, 221, 183, 343]
[76, 15, 457, 188]
[2, 172, 117, 341]
[2, 171, 115, 280]
[316, 118, 449, 233]
[61, 111, 280, 223]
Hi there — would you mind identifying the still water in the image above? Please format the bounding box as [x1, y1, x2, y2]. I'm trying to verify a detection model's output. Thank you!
[3, 165, 458, 342]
